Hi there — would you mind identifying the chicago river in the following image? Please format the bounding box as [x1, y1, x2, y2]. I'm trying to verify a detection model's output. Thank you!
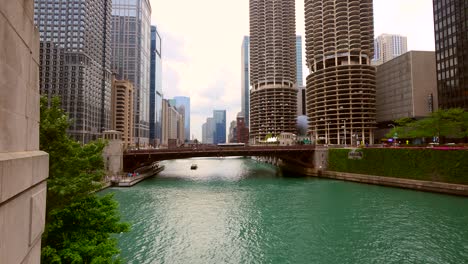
[102, 158, 468, 263]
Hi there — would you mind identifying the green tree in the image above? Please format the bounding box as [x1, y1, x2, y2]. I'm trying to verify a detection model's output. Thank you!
[40, 97, 129, 263]
[386, 108, 468, 142]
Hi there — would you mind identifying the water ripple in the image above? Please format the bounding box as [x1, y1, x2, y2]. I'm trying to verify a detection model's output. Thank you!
[103, 158, 468, 264]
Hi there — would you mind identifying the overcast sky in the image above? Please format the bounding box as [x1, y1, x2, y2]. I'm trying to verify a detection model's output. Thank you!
[150, 0, 435, 140]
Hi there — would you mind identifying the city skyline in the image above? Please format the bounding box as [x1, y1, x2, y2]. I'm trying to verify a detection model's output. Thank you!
[150, 0, 435, 140]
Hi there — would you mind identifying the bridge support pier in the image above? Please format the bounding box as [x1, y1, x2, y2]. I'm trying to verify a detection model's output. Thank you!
[102, 131, 124, 176]
[280, 148, 329, 176]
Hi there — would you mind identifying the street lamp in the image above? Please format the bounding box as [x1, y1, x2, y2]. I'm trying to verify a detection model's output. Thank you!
[326, 122, 330, 145]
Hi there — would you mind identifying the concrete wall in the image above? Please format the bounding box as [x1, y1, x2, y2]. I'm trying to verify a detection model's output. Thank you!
[103, 142, 123, 175]
[411, 51, 438, 117]
[0, 1, 49, 263]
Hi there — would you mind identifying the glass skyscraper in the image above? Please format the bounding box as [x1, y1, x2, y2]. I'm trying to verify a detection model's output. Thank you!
[173, 96, 191, 141]
[111, 0, 152, 145]
[296, 35, 304, 87]
[34, 0, 113, 143]
[433, 0, 468, 110]
[213, 110, 227, 144]
[241, 36, 250, 127]
[150, 26, 163, 146]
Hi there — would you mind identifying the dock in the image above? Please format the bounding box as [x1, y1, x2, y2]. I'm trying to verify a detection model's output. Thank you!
[111, 164, 164, 187]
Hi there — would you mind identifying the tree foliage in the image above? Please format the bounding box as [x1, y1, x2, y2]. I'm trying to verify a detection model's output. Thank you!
[386, 108, 468, 141]
[40, 97, 129, 263]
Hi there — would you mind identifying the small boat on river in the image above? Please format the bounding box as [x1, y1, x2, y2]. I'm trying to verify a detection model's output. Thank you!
[190, 164, 198, 170]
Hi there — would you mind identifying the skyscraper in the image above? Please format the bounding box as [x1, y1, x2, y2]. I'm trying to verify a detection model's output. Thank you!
[34, 0, 112, 143]
[305, 0, 376, 145]
[296, 35, 304, 87]
[433, 0, 468, 110]
[173, 96, 191, 141]
[150, 26, 163, 146]
[249, 0, 297, 143]
[202, 117, 215, 144]
[111, 79, 134, 147]
[111, 0, 152, 145]
[213, 110, 227, 144]
[241, 36, 250, 127]
[372, 34, 408, 65]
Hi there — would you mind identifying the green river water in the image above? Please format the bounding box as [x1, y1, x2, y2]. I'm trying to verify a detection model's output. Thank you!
[101, 157, 468, 264]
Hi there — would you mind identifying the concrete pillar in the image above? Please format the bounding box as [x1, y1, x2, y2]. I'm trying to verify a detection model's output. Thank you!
[0, 1, 49, 263]
[102, 131, 124, 176]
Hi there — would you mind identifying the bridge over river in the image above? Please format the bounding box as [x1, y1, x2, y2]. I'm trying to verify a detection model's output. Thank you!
[123, 145, 319, 172]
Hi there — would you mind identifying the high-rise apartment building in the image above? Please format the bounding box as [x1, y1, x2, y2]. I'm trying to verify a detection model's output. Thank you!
[296, 35, 304, 86]
[111, 0, 152, 145]
[241, 36, 250, 127]
[433, 0, 468, 110]
[372, 34, 408, 65]
[249, 0, 297, 143]
[150, 26, 163, 146]
[34, 0, 113, 143]
[213, 110, 227, 144]
[111, 79, 134, 147]
[305, 0, 376, 145]
[173, 96, 191, 141]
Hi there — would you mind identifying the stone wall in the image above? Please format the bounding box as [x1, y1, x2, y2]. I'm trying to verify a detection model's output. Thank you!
[0, 1, 49, 263]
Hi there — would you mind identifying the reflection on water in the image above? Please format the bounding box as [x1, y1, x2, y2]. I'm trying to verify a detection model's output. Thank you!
[102, 158, 468, 264]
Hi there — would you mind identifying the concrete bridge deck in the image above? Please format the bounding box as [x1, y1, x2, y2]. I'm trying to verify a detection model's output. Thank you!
[123, 145, 317, 172]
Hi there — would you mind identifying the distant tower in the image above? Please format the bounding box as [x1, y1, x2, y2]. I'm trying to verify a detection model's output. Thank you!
[249, 0, 297, 143]
[372, 34, 408, 65]
[173, 96, 191, 141]
[150, 26, 163, 146]
[296, 35, 304, 87]
[305, 0, 377, 145]
[241, 36, 250, 127]
[433, 0, 468, 110]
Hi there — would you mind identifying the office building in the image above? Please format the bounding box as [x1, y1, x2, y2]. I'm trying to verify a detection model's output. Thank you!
[249, 0, 297, 143]
[433, 0, 468, 110]
[241, 36, 250, 126]
[111, 79, 134, 147]
[305, 0, 376, 145]
[228, 120, 237, 143]
[111, 0, 152, 145]
[150, 26, 163, 146]
[375, 51, 438, 139]
[161, 99, 184, 147]
[213, 110, 227, 144]
[237, 115, 250, 144]
[34, 0, 113, 142]
[202, 117, 215, 144]
[173, 96, 191, 141]
[296, 35, 304, 86]
[372, 34, 408, 65]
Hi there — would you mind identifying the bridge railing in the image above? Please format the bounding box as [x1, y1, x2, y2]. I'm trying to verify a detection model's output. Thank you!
[125, 145, 316, 154]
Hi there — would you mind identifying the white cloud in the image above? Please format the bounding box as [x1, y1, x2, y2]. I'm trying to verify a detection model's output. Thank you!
[151, 0, 435, 140]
